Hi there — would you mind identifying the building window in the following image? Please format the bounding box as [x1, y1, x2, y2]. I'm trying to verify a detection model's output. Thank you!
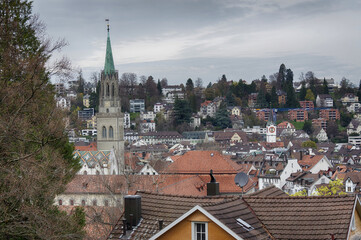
[96, 170, 100, 175]
[81, 200, 86, 206]
[109, 126, 114, 138]
[58, 199, 62, 205]
[192, 222, 208, 240]
[102, 126, 107, 138]
[348, 187, 352, 192]
[93, 200, 97, 206]
[104, 200, 109, 207]
[70, 199, 74, 206]
[83, 171, 87, 175]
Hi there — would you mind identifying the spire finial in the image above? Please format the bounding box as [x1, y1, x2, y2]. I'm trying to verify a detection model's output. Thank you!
[105, 19, 110, 33]
[104, 19, 115, 75]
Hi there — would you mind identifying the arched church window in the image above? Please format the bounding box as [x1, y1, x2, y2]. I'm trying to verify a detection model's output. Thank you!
[112, 83, 115, 97]
[107, 83, 110, 96]
[102, 126, 107, 138]
[109, 126, 114, 138]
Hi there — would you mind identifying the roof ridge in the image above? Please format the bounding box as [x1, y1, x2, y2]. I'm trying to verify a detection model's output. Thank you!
[135, 190, 237, 199]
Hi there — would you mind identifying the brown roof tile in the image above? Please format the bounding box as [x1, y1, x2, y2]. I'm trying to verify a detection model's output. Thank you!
[244, 195, 356, 240]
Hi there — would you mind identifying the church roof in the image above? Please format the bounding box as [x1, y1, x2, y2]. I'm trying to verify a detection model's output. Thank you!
[104, 27, 115, 75]
[74, 150, 112, 168]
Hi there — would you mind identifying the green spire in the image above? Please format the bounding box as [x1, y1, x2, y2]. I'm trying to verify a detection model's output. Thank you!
[104, 24, 115, 75]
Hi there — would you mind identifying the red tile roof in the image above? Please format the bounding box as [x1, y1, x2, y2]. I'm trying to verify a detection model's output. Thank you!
[163, 151, 242, 174]
[74, 142, 97, 151]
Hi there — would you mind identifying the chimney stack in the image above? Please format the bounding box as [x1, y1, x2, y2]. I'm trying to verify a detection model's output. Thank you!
[124, 195, 141, 227]
[207, 169, 219, 196]
[158, 219, 164, 230]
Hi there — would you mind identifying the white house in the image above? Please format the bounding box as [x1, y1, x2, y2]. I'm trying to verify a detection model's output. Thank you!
[347, 103, 361, 113]
[314, 128, 328, 142]
[316, 94, 334, 108]
[56, 97, 70, 110]
[347, 119, 361, 135]
[199, 101, 217, 118]
[258, 158, 302, 190]
[154, 103, 165, 113]
[298, 155, 333, 174]
[140, 120, 156, 133]
[141, 111, 156, 121]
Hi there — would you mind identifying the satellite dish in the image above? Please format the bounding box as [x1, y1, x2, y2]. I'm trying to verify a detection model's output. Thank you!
[234, 172, 249, 188]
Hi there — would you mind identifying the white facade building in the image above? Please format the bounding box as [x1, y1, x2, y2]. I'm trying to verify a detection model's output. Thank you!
[154, 103, 165, 113]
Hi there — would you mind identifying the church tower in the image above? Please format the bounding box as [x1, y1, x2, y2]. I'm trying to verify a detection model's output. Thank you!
[96, 22, 124, 172]
[266, 110, 277, 143]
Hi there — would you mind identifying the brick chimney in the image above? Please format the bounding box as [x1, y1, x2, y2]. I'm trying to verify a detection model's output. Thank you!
[207, 169, 219, 196]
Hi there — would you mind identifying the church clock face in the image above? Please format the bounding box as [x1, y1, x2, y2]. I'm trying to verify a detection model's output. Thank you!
[269, 126, 275, 133]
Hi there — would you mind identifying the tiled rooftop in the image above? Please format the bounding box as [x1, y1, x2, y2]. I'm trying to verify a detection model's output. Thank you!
[244, 195, 355, 240]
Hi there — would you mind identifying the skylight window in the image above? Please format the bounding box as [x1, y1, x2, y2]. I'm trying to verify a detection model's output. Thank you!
[236, 218, 254, 231]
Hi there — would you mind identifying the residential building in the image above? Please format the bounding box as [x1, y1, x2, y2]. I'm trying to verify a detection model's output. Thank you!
[316, 94, 334, 107]
[141, 111, 155, 121]
[108, 190, 361, 240]
[277, 121, 296, 134]
[299, 100, 314, 109]
[83, 94, 90, 108]
[130, 99, 145, 113]
[348, 135, 361, 145]
[199, 101, 216, 118]
[288, 109, 308, 122]
[228, 106, 241, 116]
[341, 93, 359, 105]
[154, 102, 165, 113]
[314, 128, 328, 142]
[161, 85, 182, 96]
[256, 109, 273, 122]
[348, 102, 361, 113]
[319, 109, 340, 120]
[140, 119, 156, 133]
[284, 172, 331, 195]
[124, 112, 130, 129]
[81, 129, 97, 136]
[78, 108, 94, 121]
[56, 96, 70, 110]
[298, 155, 333, 174]
[164, 91, 185, 103]
[86, 115, 97, 129]
[124, 131, 139, 143]
[276, 90, 287, 106]
[312, 118, 327, 130]
[190, 114, 201, 129]
[139, 131, 183, 145]
[248, 93, 258, 108]
[214, 131, 248, 146]
[54, 82, 65, 96]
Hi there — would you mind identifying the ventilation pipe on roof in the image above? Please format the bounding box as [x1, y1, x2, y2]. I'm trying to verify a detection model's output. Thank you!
[158, 219, 163, 230]
[124, 195, 142, 227]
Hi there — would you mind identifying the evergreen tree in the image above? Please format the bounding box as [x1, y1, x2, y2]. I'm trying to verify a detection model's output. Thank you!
[173, 98, 192, 125]
[186, 78, 194, 93]
[285, 68, 299, 108]
[299, 82, 307, 101]
[0, 0, 84, 238]
[256, 88, 268, 108]
[157, 79, 162, 96]
[77, 69, 85, 94]
[277, 64, 287, 89]
[270, 86, 279, 108]
[323, 78, 329, 94]
[214, 103, 232, 129]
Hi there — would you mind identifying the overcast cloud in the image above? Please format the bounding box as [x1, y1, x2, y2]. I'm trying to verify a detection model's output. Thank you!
[33, 0, 361, 85]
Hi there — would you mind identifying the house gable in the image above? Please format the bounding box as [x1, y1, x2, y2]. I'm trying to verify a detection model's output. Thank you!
[348, 197, 361, 239]
[150, 205, 242, 240]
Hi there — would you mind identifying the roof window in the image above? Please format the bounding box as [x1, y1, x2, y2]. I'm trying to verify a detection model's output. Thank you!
[236, 218, 254, 231]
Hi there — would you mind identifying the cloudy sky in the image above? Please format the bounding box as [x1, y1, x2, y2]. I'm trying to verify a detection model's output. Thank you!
[33, 0, 361, 85]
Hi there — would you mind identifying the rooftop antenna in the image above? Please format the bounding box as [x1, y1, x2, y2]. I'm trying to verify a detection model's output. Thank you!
[105, 19, 110, 32]
[234, 172, 249, 198]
